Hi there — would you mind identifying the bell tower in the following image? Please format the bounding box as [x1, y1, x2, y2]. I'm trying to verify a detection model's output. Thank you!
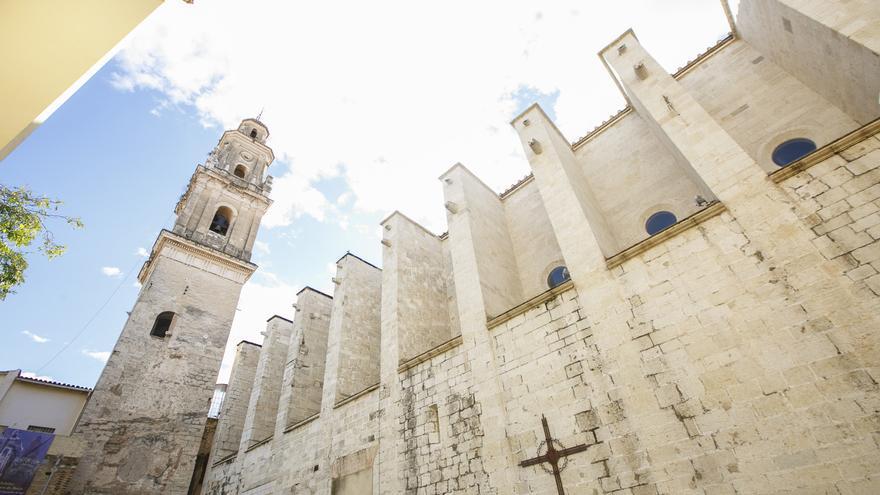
[68, 119, 274, 494]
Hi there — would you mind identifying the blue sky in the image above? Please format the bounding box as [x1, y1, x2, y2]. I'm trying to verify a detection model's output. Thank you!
[0, 60, 389, 386]
[1, 1, 730, 387]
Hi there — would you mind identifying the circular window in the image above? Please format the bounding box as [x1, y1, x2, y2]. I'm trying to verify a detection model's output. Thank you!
[547, 266, 570, 288]
[645, 211, 677, 236]
[772, 138, 817, 167]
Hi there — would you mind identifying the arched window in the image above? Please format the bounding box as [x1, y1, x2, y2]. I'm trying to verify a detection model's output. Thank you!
[645, 211, 677, 236]
[151, 311, 175, 338]
[234, 165, 247, 178]
[209, 206, 233, 236]
[250, 129, 258, 139]
[772, 138, 817, 167]
[547, 266, 570, 288]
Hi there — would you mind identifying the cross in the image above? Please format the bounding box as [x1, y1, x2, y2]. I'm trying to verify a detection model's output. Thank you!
[519, 415, 588, 495]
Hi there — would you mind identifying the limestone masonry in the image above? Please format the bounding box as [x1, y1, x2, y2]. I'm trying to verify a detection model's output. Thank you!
[66, 0, 880, 493]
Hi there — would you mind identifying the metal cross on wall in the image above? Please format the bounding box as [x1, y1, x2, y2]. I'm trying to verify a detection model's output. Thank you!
[518, 415, 588, 495]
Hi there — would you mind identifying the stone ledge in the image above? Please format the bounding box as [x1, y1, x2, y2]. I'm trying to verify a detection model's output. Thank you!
[397, 335, 464, 373]
[770, 118, 880, 183]
[333, 383, 379, 409]
[606, 202, 727, 269]
[283, 413, 320, 434]
[212, 453, 237, 468]
[244, 435, 273, 453]
[487, 280, 575, 330]
[138, 229, 258, 284]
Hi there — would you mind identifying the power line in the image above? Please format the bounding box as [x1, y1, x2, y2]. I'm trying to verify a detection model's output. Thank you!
[36, 257, 141, 373]
[35, 212, 175, 374]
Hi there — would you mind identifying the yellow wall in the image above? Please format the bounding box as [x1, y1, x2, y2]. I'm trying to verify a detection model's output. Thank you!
[0, 0, 163, 161]
[0, 380, 88, 436]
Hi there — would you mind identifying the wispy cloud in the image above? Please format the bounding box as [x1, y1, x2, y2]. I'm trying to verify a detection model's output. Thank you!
[21, 330, 50, 344]
[135, 247, 150, 257]
[101, 266, 123, 278]
[82, 349, 111, 363]
[21, 371, 55, 381]
[253, 240, 270, 255]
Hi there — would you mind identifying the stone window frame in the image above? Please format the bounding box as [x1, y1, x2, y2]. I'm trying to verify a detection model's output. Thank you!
[540, 260, 570, 290]
[757, 126, 821, 173]
[644, 210, 678, 236]
[150, 311, 176, 339]
[639, 203, 679, 236]
[233, 164, 249, 179]
[771, 137, 818, 167]
[208, 204, 237, 237]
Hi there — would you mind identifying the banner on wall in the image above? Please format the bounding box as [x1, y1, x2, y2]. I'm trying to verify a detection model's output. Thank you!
[0, 428, 54, 495]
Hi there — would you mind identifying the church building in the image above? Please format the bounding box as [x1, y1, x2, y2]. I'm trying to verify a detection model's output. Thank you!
[67, 0, 880, 493]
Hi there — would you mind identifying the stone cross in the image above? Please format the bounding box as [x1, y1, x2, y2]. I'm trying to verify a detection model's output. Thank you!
[518, 415, 588, 495]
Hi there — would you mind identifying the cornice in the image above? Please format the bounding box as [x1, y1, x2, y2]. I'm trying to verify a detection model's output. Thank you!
[605, 201, 727, 268]
[770, 118, 880, 183]
[175, 165, 272, 215]
[138, 230, 257, 285]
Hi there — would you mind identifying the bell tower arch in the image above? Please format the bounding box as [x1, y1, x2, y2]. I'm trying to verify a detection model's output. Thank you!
[68, 119, 274, 494]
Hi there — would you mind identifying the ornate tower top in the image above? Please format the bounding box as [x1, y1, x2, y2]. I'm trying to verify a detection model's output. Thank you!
[161, 119, 275, 269]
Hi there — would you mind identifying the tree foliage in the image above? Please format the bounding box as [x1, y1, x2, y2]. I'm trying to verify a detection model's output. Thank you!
[0, 185, 83, 300]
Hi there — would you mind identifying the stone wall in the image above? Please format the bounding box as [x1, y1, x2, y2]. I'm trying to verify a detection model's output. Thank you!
[382, 212, 455, 363]
[736, 0, 880, 124]
[574, 111, 708, 250]
[331, 254, 382, 402]
[502, 180, 566, 299]
[441, 164, 524, 319]
[397, 345, 491, 494]
[678, 38, 857, 173]
[283, 288, 333, 428]
[239, 317, 293, 449]
[210, 341, 260, 463]
[779, 129, 880, 296]
[70, 249, 249, 494]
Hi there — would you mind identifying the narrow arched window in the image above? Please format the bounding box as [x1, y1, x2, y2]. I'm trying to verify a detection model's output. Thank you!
[234, 165, 247, 178]
[151, 311, 175, 338]
[772, 138, 817, 167]
[209, 206, 232, 236]
[250, 129, 258, 139]
[547, 266, 570, 288]
[645, 211, 677, 235]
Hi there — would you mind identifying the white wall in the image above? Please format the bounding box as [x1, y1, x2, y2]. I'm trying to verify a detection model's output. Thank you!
[0, 376, 88, 435]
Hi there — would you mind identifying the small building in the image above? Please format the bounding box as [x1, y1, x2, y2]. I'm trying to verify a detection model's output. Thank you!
[0, 370, 90, 436]
[0, 370, 90, 495]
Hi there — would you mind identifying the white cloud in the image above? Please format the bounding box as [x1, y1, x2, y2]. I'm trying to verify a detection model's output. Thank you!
[217, 275, 300, 382]
[21, 330, 50, 344]
[21, 371, 55, 381]
[253, 240, 271, 255]
[114, 0, 730, 234]
[82, 349, 111, 363]
[135, 247, 150, 257]
[101, 266, 123, 278]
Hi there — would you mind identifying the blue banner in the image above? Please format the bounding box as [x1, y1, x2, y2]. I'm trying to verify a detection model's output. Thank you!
[0, 428, 54, 495]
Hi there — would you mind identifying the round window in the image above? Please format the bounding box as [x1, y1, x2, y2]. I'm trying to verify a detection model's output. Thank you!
[772, 138, 817, 167]
[547, 266, 570, 288]
[645, 211, 677, 236]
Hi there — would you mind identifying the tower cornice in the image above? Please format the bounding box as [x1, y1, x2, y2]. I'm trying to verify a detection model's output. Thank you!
[219, 129, 275, 163]
[175, 165, 273, 215]
[138, 229, 258, 285]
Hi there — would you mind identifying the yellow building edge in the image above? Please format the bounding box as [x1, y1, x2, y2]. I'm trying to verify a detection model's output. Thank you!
[0, 0, 166, 161]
